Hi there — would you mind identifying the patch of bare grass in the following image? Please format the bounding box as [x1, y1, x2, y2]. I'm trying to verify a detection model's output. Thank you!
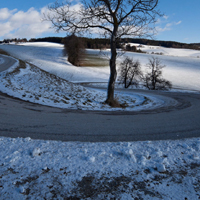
[11, 59, 27, 74]
[0, 49, 10, 56]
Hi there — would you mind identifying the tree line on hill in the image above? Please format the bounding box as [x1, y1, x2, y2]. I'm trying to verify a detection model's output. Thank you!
[1, 38, 28, 43]
[123, 38, 200, 50]
[28, 37, 200, 50]
[1, 36, 200, 50]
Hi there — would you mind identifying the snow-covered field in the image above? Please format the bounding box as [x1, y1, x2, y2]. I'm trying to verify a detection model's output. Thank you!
[0, 42, 110, 83]
[128, 42, 200, 58]
[1, 42, 200, 91]
[124, 44, 200, 91]
[0, 42, 200, 199]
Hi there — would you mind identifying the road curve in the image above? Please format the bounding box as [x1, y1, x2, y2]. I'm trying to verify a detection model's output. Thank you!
[0, 54, 200, 142]
[0, 89, 200, 142]
[0, 54, 17, 72]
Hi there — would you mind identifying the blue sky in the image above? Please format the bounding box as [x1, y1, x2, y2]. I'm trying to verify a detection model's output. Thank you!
[0, 0, 199, 43]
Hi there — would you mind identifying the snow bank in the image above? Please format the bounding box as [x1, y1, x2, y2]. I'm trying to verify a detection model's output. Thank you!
[0, 136, 200, 199]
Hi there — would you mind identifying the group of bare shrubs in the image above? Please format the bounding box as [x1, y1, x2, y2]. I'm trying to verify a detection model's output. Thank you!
[118, 57, 172, 90]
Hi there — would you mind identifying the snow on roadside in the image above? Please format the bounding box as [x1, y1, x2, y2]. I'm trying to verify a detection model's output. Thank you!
[0, 60, 164, 111]
[0, 54, 19, 72]
[0, 136, 200, 199]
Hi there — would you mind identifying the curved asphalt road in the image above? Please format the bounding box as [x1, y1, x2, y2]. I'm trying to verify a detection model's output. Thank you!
[0, 54, 200, 142]
[0, 54, 17, 72]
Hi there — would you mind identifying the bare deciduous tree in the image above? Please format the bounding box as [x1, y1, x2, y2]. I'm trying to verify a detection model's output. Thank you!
[118, 57, 142, 88]
[45, 0, 161, 105]
[143, 57, 172, 90]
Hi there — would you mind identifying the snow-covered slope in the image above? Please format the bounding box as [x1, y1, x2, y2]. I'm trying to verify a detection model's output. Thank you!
[0, 61, 164, 111]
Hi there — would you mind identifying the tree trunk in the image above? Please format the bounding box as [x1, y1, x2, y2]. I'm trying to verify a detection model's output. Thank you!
[106, 27, 118, 105]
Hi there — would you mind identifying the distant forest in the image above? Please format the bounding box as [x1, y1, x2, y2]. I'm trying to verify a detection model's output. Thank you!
[1, 36, 200, 50]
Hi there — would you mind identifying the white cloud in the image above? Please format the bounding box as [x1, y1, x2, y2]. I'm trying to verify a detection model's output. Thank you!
[176, 21, 182, 25]
[0, 7, 53, 39]
[155, 18, 161, 24]
[156, 23, 172, 33]
[156, 19, 182, 35]
[0, 8, 17, 21]
[156, 15, 169, 25]
[155, 13, 182, 35]
[0, 22, 13, 36]
[163, 15, 169, 20]
[156, 26, 171, 33]
[166, 23, 172, 27]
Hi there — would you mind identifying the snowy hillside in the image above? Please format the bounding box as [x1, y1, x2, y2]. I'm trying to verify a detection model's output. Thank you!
[0, 60, 165, 111]
[1, 42, 200, 91]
